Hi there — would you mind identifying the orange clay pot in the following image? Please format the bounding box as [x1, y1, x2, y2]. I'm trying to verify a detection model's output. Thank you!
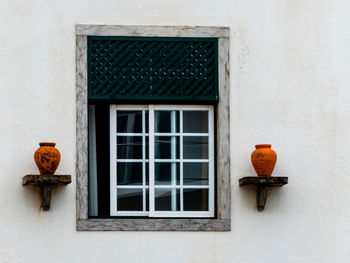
[251, 144, 277, 177]
[34, 142, 61, 175]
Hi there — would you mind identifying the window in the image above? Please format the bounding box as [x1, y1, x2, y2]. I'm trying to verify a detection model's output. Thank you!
[76, 25, 230, 231]
[109, 105, 214, 217]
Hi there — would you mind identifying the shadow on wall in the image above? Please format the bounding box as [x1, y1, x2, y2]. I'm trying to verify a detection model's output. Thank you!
[238, 186, 287, 211]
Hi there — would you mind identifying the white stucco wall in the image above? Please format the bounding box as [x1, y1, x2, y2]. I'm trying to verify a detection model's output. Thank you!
[1, 0, 350, 262]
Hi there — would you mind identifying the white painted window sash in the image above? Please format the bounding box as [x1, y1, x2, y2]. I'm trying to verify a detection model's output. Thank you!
[110, 104, 214, 218]
[111, 105, 150, 216]
[151, 105, 214, 218]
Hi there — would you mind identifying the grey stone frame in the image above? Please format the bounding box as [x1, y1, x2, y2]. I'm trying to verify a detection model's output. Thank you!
[76, 25, 230, 231]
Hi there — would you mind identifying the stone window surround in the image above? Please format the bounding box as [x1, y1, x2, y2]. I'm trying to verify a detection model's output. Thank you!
[76, 24, 230, 231]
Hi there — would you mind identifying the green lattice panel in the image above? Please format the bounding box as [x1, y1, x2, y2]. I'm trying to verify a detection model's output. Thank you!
[88, 37, 218, 102]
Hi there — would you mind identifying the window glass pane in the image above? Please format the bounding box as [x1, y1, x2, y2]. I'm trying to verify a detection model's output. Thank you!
[183, 136, 208, 159]
[145, 111, 149, 133]
[117, 162, 142, 185]
[145, 162, 149, 185]
[117, 136, 142, 159]
[117, 111, 142, 133]
[145, 136, 149, 159]
[183, 111, 208, 133]
[146, 189, 149, 211]
[155, 111, 180, 133]
[155, 189, 180, 211]
[155, 136, 180, 159]
[183, 163, 208, 185]
[183, 189, 208, 211]
[155, 162, 180, 185]
[117, 189, 143, 211]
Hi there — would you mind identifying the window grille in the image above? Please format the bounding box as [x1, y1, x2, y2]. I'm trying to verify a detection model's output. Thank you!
[88, 37, 218, 102]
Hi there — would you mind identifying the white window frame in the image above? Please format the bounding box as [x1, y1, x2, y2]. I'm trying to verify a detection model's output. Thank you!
[110, 104, 214, 218]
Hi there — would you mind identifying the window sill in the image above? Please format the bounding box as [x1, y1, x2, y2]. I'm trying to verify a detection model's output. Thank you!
[77, 218, 230, 231]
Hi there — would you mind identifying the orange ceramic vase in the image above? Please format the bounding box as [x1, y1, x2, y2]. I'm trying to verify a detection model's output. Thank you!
[34, 142, 61, 175]
[251, 144, 277, 177]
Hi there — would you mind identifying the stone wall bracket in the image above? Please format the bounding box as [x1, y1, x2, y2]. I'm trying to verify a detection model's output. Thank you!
[22, 174, 71, 210]
[239, 176, 288, 211]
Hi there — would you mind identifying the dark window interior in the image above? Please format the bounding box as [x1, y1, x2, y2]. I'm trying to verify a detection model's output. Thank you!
[91, 103, 110, 216]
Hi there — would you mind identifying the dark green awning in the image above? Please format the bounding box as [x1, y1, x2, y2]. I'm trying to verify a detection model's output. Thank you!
[88, 36, 218, 102]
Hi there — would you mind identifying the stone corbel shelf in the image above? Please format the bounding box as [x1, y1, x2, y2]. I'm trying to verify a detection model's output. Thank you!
[22, 174, 71, 210]
[239, 176, 288, 211]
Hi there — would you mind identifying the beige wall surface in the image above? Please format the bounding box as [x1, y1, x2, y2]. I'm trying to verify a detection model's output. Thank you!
[1, 0, 350, 262]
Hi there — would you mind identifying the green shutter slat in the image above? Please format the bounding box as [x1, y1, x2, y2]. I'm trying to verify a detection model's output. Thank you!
[88, 36, 218, 102]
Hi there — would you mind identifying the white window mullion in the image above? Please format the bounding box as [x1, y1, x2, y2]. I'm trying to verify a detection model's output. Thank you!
[208, 106, 215, 217]
[142, 110, 146, 212]
[116, 159, 145, 163]
[110, 105, 117, 216]
[116, 132, 149, 136]
[117, 185, 148, 189]
[150, 211, 212, 218]
[115, 211, 149, 217]
[180, 110, 184, 212]
[153, 159, 208, 163]
[153, 132, 208, 136]
[153, 185, 209, 189]
[148, 105, 155, 216]
[170, 110, 177, 211]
